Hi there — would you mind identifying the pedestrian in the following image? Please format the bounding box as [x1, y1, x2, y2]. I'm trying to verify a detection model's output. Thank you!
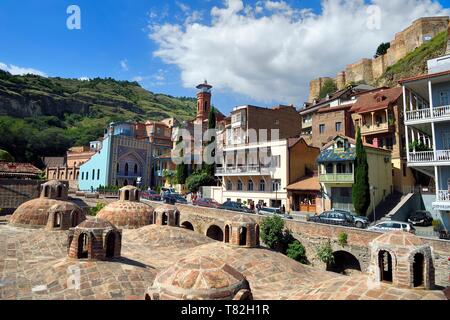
[281, 205, 286, 214]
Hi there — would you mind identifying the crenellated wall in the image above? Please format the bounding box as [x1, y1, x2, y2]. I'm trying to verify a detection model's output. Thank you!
[308, 16, 450, 102]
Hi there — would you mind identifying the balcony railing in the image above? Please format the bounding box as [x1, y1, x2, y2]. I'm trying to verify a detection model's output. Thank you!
[216, 165, 272, 175]
[361, 122, 390, 134]
[405, 105, 450, 122]
[319, 173, 354, 183]
[409, 150, 450, 163]
[437, 190, 450, 202]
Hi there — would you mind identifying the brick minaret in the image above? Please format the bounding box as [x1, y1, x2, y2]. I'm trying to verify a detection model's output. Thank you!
[196, 81, 212, 122]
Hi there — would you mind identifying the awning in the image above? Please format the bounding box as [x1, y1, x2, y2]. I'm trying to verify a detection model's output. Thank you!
[286, 176, 320, 192]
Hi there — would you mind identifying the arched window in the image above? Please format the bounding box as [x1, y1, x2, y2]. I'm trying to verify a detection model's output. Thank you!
[81, 172, 84, 180]
[125, 163, 129, 176]
[227, 180, 233, 190]
[413, 253, 425, 287]
[57, 186, 62, 198]
[117, 163, 119, 173]
[53, 213, 61, 228]
[44, 186, 50, 198]
[204, 101, 208, 112]
[224, 225, 230, 243]
[53, 172, 56, 179]
[92, 169, 95, 181]
[248, 180, 254, 191]
[239, 227, 247, 246]
[134, 164, 138, 174]
[124, 190, 130, 201]
[78, 233, 89, 259]
[71, 212, 78, 227]
[378, 250, 393, 283]
[106, 232, 115, 258]
[162, 213, 168, 226]
[259, 179, 265, 192]
[97, 169, 100, 180]
[237, 180, 243, 191]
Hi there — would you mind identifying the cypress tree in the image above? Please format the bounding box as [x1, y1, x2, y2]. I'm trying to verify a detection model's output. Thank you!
[204, 107, 216, 177]
[176, 136, 187, 184]
[352, 127, 371, 216]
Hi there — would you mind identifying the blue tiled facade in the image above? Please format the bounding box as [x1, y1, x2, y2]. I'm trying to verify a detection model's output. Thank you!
[78, 122, 152, 191]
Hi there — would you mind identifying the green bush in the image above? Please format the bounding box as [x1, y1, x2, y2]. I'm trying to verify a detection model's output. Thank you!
[0, 149, 14, 162]
[260, 215, 285, 250]
[286, 240, 307, 264]
[89, 202, 106, 216]
[317, 241, 335, 265]
[185, 171, 216, 193]
[432, 220, 444, 232]
[338, 232, 348, 247]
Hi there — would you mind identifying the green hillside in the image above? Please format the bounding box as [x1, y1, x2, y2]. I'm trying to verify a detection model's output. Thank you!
[376, 31, 447, 87]
[0, 72, 196, 166]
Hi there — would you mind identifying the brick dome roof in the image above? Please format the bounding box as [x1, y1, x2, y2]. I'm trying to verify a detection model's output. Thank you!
[228, 214, 256, 225]
[41, 180, 65, 188]
[10, 198, 82, 228]
[147, 255, 251, 300]
[97, 200, 154, 229]
[371, 230, 424, 246]
[76, 218, 117, 230]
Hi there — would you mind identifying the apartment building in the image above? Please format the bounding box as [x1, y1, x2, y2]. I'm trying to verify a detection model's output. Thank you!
[299, 84, 374, 147]
[400, 52, 450, 228]
[350, 87, 416, 193]
[215, 105, 303, 207]
[317, 135, 393, 214]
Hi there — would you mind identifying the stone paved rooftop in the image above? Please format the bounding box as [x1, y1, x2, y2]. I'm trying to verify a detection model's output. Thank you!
[0, 221, 446, 300]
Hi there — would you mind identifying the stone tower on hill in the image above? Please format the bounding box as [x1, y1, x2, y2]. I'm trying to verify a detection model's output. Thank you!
[308, 16, 450, 103]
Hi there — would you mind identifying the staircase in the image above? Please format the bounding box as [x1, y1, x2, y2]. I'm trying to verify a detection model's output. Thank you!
[369, 192, 404, 222]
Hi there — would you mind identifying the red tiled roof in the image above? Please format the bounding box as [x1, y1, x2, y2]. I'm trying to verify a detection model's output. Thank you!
[321, 134, 392, 153]
[286, 175, 320, 191]
[398, 69, 450, 84]
[350, 87, 402, 113]
[0, 162, 41, 176]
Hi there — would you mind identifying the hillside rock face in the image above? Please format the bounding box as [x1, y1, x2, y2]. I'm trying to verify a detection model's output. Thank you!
[0, 89, 91, 118]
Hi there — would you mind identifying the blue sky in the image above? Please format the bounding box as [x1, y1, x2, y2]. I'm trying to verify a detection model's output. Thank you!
[1, 0, 450, 115]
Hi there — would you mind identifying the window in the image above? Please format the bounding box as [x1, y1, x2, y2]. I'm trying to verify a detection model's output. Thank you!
[81, 172, 84, 180]
[272, 179, 281, 192]
[403, 163, 407, 177]
[335, 122, 342, 132]
[227, 180, 233, 190]
[134, 164, 138, 174]
[440, 91, 449, 106]
[237, 180, 243, 191]
[97, 169, 100, 180]
[116, 163, 119, 173]
[259, 179, 265, 192]
[319, 124, 325, 134]
[248, 180, 254, 191]
[125, 163, 129, 176]
[92, 169, 95, 181]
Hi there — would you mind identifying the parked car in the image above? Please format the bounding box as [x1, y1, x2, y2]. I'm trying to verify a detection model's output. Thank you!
[307, 210, 354, 227]
[161, 187, 176, 195]
[367, 221, 416, 233]
[259, 207, 293, 219]
[193, 198, 221, 208]
[220, 201, 254, 213]
[141, 190, 162, 201]
[332, 209, 370, 229]
[163, 193, 188, 204]
[408, 210, 433, 227]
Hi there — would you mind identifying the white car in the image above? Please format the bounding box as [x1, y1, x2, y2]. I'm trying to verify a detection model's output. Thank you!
[367, 221, 416, 233]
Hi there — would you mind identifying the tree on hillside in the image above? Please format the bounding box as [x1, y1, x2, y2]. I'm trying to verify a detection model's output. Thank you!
[352, 127, 371, 216]
[0, 149, 14, 162]
[374, 42, 391, 58]
[319, 79, 337, 99]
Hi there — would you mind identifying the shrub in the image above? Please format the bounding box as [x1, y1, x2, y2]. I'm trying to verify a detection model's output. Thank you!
[317, 241, 335, 265]
[185, 171, 216, 193]
[260, 215, 285, 250]
[286, 240, 307, 264]
[432, 219, 444, 232]
[338, 232, 348, 247]
[89, 202, 106, 216]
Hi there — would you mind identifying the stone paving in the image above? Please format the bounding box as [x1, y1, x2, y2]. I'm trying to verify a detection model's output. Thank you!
[0, 223, 447, 300]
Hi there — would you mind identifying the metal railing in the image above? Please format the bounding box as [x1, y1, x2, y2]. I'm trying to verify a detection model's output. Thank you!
[216, 165, 272, 175]
[409, 150, 450, 163]
[319, 173, 354, 183]
[361, 122, 389, 134]
[437, 190, 450, 202]
[406, 105, 450, 122]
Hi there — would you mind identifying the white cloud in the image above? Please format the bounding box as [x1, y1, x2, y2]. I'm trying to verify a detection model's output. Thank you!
[149, 0, 450, 104]
[0, 62, 47, 76]
[79, 76, 90, 81]
[120, 59, 129, 71]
